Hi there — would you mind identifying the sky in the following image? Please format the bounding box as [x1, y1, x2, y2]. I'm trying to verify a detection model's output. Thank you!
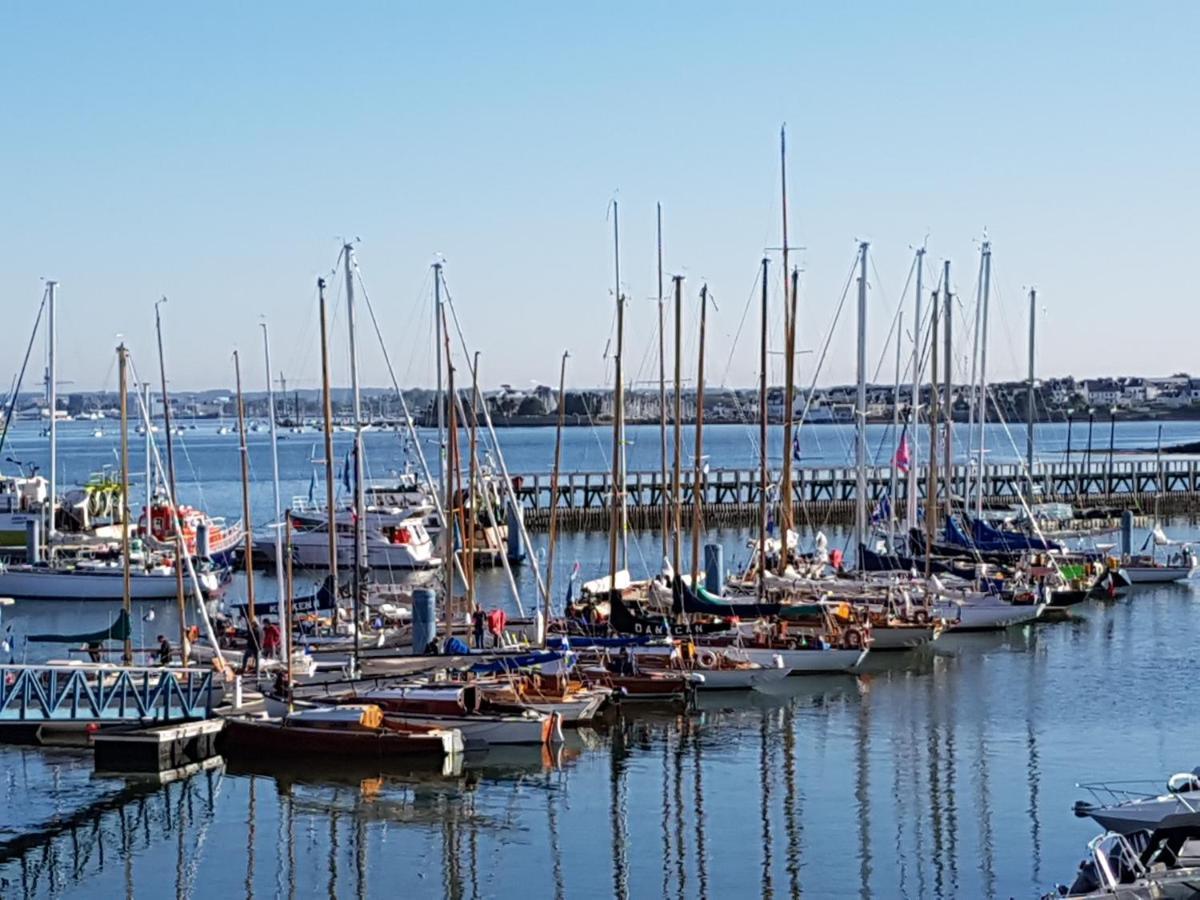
[2, 2, 1196, 396]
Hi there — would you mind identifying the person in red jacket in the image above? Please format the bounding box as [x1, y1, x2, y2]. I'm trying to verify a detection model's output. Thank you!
[261, 618, 282, 660]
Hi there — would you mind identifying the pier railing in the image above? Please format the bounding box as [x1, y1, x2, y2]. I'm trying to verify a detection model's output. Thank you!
[512, 459, 1200, 530]
[0, 665, 216, 723]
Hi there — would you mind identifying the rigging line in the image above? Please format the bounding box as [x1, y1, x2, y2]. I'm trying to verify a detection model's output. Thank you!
[0, 286, 49, 460]
[717, 263, 764, 388]
[793, 253, 860, 439]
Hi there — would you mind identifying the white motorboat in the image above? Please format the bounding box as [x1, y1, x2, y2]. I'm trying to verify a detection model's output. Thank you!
[1074, 771, 1200, 835]
[870, 623, 940, 650]
[254, 514, 440, 570]
[736, 645, 867, 674]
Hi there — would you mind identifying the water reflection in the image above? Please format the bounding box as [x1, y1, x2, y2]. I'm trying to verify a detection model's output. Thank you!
[3, 584, 1199, 897]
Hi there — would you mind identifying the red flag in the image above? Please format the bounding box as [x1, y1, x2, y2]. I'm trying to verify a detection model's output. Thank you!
[894, 432, 911, 473]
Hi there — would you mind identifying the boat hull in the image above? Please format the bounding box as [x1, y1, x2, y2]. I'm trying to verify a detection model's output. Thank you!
[937, 600, 1045, 632]
[221, 716, 461, 759]
[0, 567, 216, 600]
[381, 712, 562, 748]
[1124, 565, 1194, 584]
[693, 666, 792, 691]
[870, 625, 938, 651]
[738, 646, 867, 674]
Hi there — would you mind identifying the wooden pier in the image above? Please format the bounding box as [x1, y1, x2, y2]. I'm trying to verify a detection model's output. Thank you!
[513, 459, 1200, 532]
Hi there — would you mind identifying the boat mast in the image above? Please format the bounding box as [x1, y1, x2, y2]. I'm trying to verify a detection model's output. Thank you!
[758, 257, 769, 599]
[261, 320, 287, 665]
[778, 125, 798, 573]
[657, 203, 669, 563]
[343, 244, 365, 668]
[671, 275, 684, 583]
[974, 243, 992, 519]
[46, 281, 57, 544]
[465, 352, 480, 613]
[143, 384, 153, 520]
[234, 350, 256, 627]
[317, 277, 340, 603]
[434, 261, 445, 475]
[889, 310, 902, 551]
[925, 288, 939, 577]
[854, 243, 869, 556]
[284, 510, 294, 705]
[967, 248, 984, 497]
[941, 261, 953, 521]
[545, 350, 569, 627]
[117, 343, 133, 666]
[1027, 287, 1037, 482]
[155, 298, 189, 663]
[906, 248, 925, 534]
[691, 285, 709, 586]
[607, 201, 625, 592]
[441, 309, 458, 644]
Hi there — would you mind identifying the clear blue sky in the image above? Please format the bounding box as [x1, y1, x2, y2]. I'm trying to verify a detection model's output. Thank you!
[2, 2, 1196, 395]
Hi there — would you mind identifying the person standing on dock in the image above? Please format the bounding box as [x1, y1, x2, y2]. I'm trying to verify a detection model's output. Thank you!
[241, 618, 262, 674]
[261, 618, 281, 660]
[156, 634, 172, 666]
[472, 608, 486, 649]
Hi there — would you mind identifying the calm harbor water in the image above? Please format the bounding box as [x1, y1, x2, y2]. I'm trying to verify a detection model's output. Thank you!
[1, 419, 1199, 897]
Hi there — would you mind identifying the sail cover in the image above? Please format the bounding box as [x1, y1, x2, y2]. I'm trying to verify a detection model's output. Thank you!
[28, 609, 132, 644]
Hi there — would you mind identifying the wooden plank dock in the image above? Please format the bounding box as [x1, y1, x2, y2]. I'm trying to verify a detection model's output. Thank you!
[511, 459, 1200, 531]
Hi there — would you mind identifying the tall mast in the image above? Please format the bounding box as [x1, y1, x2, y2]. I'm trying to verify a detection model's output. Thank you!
[925, 288, 939, 577]
[854, 243, 869, 556]
[441, 307, 458, 643]
[117, 343, 133, 666]
[889, 310, 903, 551]
[758, 257, 770, 598]
[777, 125, 797, 569]
[317, 278, 339, 601]
[656, 203, 669, 563]
[545, 351, 569, 628]
[261, 320, 287, 663]
[690, 285, 709, 586]
[343, 245, 365, 667]
[906, 249, 924, 533]
[1027, 288, 1037, 479]
[465, 352, 480, 612]
[778, 267, 799, 574]
[155, 298, 189, 662]
[143, 384, 152, 526]
[234, 350, 256, 626]
[607, 201, 625, 590]
[941, 261, 953, 520]
[967, 248, 984, 489]
[46, 281, 57, 543]
[433, 262, 445, 470]
[975, 243, 992, 519]
[671, 275, 684, 583]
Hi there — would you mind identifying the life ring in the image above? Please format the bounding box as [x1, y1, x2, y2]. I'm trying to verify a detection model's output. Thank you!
[785, 639, 798, 650]
[914, 609, 929, 625]
[843, 629, 863, 650]
[696, 648, 718, 669]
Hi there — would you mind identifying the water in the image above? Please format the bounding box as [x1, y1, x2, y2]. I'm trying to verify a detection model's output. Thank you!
[2, 419, 1199, 897]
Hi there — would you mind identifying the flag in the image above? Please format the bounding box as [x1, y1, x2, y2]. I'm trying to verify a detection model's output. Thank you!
[791, 431, 801, 463]
[341, 450, 352, 492]
[766, 510, 776, 537]
[894, 429, 911, 473]
[871, 491, 892, 526]
[307, 469, 316, 505]
[564, 562, 581, 607]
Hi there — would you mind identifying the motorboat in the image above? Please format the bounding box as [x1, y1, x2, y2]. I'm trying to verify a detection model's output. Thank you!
[0, 555, 220, 600]
[1074, 771, 1200, 836]
[140, 500, 244, 566]
[253, 508, 440, 570]
[1045, 826, 1200, 898]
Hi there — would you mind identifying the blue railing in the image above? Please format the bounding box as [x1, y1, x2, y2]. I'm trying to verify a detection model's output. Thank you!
[0, 665, 216, 722]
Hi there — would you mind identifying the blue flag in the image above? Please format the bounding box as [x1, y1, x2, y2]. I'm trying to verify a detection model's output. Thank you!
[871, 491, 892, 526]
[307, 469, 316, 504]
[341, 450, 352, 492]
[791, 431, 802, 463]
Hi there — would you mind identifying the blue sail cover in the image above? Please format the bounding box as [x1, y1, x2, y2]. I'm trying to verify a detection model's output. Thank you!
[943, 515, 1061, 553]
[470, 651, 564, 674]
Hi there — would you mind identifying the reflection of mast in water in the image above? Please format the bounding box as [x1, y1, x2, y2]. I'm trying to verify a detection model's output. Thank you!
[694, 718, 710, 900]
[759, 715, 774, 897]
[442, 794, 463, 900]
[286, 790, 297, 900]
[328, 808, 340, 898]
[855, 690, 872, 900]
[610, 719, 630, 900]
[975, 714, 997, 898]
[673, 718, 690, 898]
[782, 705, 803, 897]
[547, 774, 566, 900]
[354, 811, 367, 900]
[927, 698, 947, 896]
[246, 775, 257, 899]
[661, 733, 672, 898]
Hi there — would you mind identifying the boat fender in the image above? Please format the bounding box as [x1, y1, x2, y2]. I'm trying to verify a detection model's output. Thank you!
[696, 648, 718, 669]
